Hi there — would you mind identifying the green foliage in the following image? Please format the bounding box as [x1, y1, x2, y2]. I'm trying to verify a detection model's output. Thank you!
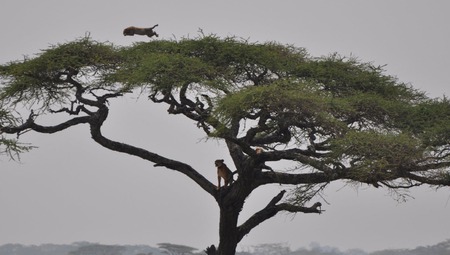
[1, 34, 449, 182]
[394, 97, 450, 147]
[0, 136, 34, 160]
[216, 80, 325, 118]
[295, 54, 419, 100]
[213, 79, 346, 136]
[331, 131, 422, 168]
[0, 108, 34, 160]
[110, 35, 308, 92]
[114, 41, 217, 91]
[0, 36, 120, 108]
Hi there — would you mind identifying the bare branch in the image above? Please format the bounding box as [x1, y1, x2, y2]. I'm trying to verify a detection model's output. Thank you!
[1, 112, 91, 135]
[50, 102, 93, 115]
[276, 202, 322, 214]
[88, 107, 217, 196]
[237, 190, 321, 242]
[237, 190, 285, 242]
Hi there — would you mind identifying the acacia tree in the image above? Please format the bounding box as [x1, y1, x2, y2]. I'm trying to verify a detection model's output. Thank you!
[1, 35, 450, 255]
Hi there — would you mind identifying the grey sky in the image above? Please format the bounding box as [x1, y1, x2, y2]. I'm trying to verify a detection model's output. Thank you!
[1, 0, 449, 252]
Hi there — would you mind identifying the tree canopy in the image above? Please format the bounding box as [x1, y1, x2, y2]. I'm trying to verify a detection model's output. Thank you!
[1, 35, 449, 255]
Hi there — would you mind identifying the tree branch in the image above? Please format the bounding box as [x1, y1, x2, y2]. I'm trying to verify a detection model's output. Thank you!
[402, 171, 450, 186]
[237, 190, 321, 242]
[0, 112, 91, 135]
[276, 202, 322, 214]
[88, 106, 218, 196]
[50, 102, 93, 115]
[256, 171, 335, 187]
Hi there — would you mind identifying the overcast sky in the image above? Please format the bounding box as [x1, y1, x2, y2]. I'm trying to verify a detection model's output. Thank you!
[1, 0, 449, 253]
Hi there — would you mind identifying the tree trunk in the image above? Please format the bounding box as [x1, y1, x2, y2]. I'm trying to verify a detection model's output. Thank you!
[217, 206, 240, 255]
[215, 155, 253, 255]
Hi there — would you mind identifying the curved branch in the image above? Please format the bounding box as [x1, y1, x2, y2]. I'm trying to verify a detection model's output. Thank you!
[402, 171, 450, 186]
[1, 113, 91, 135]
[67, 78, 102, 107]
[50, 103, 93, 115]
[237, 190, 321, 242]
[89, 107, 217, 196]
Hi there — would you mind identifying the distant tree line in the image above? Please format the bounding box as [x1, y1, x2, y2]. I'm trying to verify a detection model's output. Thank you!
[0, 240, 449, 255]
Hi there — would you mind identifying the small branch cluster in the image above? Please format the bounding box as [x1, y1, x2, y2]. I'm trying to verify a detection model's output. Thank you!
[148, 84, 216, 134]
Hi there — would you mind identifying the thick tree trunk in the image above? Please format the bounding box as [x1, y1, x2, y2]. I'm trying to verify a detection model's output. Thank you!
[217, 206, 240, 255]
[214, 150, 254, 255]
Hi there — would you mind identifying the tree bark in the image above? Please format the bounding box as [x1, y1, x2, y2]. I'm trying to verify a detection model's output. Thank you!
[217, 206, 240, 255]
